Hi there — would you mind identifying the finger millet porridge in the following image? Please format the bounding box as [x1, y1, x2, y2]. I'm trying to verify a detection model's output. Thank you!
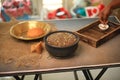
[47, 32, 77, 47]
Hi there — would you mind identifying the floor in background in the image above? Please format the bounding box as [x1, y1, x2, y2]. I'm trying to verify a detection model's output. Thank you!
[0, 67, 120, 80]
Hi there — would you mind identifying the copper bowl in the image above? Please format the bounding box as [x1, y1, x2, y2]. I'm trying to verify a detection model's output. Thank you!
[10, 21, 51, 40]
[44, 30, 79, 58]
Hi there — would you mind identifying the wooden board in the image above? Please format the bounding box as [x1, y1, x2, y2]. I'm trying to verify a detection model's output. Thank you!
[76, 20, 120, 47]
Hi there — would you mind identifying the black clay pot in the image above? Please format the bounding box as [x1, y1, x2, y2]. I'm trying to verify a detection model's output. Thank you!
[44, 30, 79, 58]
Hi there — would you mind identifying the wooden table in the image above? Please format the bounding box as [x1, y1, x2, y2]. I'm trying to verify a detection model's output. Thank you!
[0, 16, 120, 80]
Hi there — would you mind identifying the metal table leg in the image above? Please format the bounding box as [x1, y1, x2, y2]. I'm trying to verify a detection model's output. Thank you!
[74, 70, 79, 80]
[82, 67, 108, 80]
[13, 75, 25, 80]
[34, 74, 39, 80]
[95, 67, 108, 80]
[12, 67, 108, 80]
[34, 74, 42, 80]
[82, 69, 93, 80]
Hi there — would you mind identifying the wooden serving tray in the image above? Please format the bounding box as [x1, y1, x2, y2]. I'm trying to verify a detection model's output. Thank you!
[76, 20, 120, 47]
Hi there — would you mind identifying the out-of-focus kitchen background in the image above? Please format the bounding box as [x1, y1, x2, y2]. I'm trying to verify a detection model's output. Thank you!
[1, 0, 120, 22]
[0, 0, 120, 80]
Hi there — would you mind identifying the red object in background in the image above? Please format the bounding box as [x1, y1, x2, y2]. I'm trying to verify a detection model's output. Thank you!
[85, 4, 105, 18]
[56, 7, 71, 19]
[87, 9, 92, 17]
[13, 1, 19, 8]
[48, 12, 56, 19]
[93, 8, 97, 13]
[85, 6, 99, 18]
[97, 4, 105, 11]
[47, 7, 71, 19]
[2, 0, 32, 20]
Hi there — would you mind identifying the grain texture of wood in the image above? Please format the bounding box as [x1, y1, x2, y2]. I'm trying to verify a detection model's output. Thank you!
[76, 20, 120, 47]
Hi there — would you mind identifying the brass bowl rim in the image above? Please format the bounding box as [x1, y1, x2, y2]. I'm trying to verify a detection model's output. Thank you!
[10, 21, 51, 40]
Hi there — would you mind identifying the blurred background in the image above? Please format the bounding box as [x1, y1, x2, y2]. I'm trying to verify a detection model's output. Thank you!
[1, 0, 119, 22]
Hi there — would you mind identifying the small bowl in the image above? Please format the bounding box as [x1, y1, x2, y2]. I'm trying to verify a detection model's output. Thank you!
[44, 30, 80, 58]
[98, 23, 109, 31]
[10, 21, 51, 40]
